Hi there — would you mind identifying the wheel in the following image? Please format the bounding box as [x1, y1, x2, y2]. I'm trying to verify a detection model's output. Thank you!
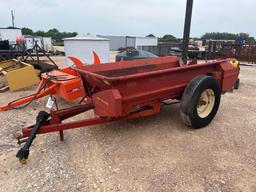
[234, 78, 240, 90]
[180, 76, 221, 128]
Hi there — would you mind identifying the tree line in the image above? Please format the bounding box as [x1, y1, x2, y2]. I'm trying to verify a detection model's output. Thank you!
[148, 32, 255, 43]
[147, 34, 178, 42]
[21, 27, 78, 43]
[21, 27, 255, 44]
[201, 32, 255, 43]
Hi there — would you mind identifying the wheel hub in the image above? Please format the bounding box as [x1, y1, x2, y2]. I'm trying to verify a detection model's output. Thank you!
[197, 89, 215, 118]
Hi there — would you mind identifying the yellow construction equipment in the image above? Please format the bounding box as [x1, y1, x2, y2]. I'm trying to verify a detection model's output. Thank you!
[0, 59, 40, 91]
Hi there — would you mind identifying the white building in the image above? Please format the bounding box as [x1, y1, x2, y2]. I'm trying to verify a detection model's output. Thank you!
[63, 36, 110, 66]
[0, 28, 22, 44]
[99, 35, 158, 51]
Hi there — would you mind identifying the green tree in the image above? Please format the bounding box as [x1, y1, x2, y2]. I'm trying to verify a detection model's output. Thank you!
[236, 33, 255, 43]
[201, 32, 235, 40]
[146, 34, 155, 37]
[21, 27, 34, 35]
[201, 32, 255, 43]
[20, 27, 78, 43]
[34, 30, 45, 37]
[46, 28, 61, 42]
[45, 28, 77, 43]
[160, 34, 177, 42]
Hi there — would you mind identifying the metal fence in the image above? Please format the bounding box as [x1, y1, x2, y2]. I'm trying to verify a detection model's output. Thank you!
[142, 43, 256, 63]
[218, 44, 256, 63]
[141, 45, 207, 59]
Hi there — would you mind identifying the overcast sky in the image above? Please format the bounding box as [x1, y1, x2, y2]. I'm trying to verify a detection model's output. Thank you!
[0, 0, 255, 38]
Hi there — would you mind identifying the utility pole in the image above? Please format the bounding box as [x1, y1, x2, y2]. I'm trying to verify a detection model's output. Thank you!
[182, 0, 194, 64]
[11, 10, 15, 28]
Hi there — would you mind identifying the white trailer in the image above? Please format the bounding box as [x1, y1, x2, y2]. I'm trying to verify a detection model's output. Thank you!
[134, 37, 158, 50]
[99, 36, 126, 51]
[24, 35, 34, 50]
[42, 37, 52, 52]
[24, 36, 52, 52]
[100, 35, 158, 50]
[0, 28, 22, 44]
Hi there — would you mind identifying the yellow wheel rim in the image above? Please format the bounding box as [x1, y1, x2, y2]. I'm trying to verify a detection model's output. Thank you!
[197, 89, 215, 118]
[229, 60, 239, 68]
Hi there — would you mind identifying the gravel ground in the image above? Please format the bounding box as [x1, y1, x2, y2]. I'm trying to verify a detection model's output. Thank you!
[0, 59, 255, 192]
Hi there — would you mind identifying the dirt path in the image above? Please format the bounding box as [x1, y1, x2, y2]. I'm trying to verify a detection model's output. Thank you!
[0, 65, 256, 192]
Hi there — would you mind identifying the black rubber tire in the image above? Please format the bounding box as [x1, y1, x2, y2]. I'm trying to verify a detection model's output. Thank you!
[234, 78, 240, 90]
[180, 76, 221, 129]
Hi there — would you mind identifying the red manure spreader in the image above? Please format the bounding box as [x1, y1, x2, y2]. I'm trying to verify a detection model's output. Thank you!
[8, 56, 239, 163]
